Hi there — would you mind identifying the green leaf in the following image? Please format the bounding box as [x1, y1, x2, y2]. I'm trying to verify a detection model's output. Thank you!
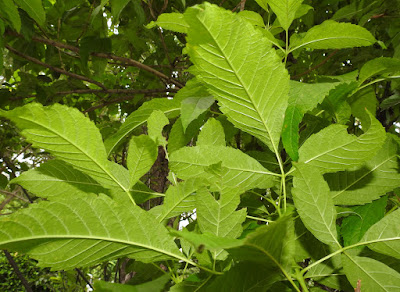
[168, 116, 203, 154]
[197, 188, 246, 239]
[238, 11, 265, 27]
[282, 81, 338, 161]
[0, 103, 131, 197]
[10, 160, 109, 198]
[358, 57, 400, 84]
[146, 13, 189, 34]
[170, 145, 278, 192]
[181, 94, 214, 132]
[266, 0, 303, 31]
[156, 179, 203, 222]
[185, 3, 289, 154]
[0, 0, 21, 32]
[320, 82, 358, 123]
[197, 118, 225, 146]
[290, 20, 376, 51]
[0, 193, 184, 270]
[130, 181, 163, 205]
[327, 136, 400, 205]
[228, 214, 295, 273]
[255, 0, 269, 11]
[342, 254, 400, 291]
[361, 208, 400, 260]
[205, 262, 281, 292]
[341, 196, 387, 248]
[104, 85, 187, 155]
[292, 163, 340, 247]
[14, 0, 45, 26]
[298, 111, 386, 173]
[127, 135, 158, 188]
[147, 110, 169, 146]
[349, 86, 378, 128]
[306, 262, 351, 291]
[111, 0, 131, 21]
[94, 273, 171, 292]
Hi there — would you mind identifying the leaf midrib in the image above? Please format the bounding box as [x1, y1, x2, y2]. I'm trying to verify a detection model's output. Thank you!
[292, 36, 374, 52]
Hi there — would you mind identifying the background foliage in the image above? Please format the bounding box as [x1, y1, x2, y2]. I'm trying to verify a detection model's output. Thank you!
[0, 0, 400, 291]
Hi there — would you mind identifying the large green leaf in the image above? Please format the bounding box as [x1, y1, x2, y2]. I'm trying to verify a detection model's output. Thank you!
[127, 135, 158, 188]
[361, 208, 400, 260]
[185, 3, 289, 154]
[342, 254, 400, 291]
[290, 20, 376, 51]
[94, 273, 171, 292]
[11, 160, 110, 198]
[282, 81, 339, 161]
[341, 196, 387, 248]
[0, 103, 131, 198]
[0, 193, 184, 270]
[147, 110, 169, 146]
[267, 0, 303, 31]
[180, 90, 214, 132]
[327, 136, 400, 205]
[292, 163, 340, 247]
[170, 145, 278, 192]
[298, 112, 385, 173]
[14, 0, 45, 26]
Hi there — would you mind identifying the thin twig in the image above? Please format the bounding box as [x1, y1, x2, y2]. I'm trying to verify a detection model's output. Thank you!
[75, 268, 93, 289]
[6, 32, 184, 88]
[3, 250, 33, 292]
[5, 45, 107, 89]
[291, 50, 339, 79]
[0, 189, 30, 203]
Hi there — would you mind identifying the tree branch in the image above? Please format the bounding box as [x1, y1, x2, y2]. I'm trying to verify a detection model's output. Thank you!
[3, 250, 33, 292]
[5, 45, 107, 90]
[291, 50, 339, 79]
[7, 33, 185, 89]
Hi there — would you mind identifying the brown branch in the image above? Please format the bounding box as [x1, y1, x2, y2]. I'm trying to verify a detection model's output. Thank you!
[84, 90, 175, 113]
[3, 250, 33, 292]
[0, 189, 30, 203]
[8, 33, 184, 88]
[5, 45, 107, 89]
[291, 50, 339, 79]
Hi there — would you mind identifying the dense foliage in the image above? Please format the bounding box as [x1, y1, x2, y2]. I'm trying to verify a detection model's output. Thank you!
[1, 0, 400, 291]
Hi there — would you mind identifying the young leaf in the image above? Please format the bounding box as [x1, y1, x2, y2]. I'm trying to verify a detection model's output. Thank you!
[181, 93, 214, 132]
[0, 103, 131, 197]
[290, 20, 376, 51]
[146, 13, 189, 33]
[342, 254, 400, 291]
[341, 196, 387, 248]
[127, 135, 158, 188]
[185, 3, 289, 154]
[14, 0, 45, 27]
[10, 160, 109, 198]
[358, 57, 400, 84]
[197, 188, 246, 240]
[227, 215, 295, 275]
[155, 179, 203, 222]
[292, 163, 340, 247]
[298, 111, 385, 173]
[361, 208, 400, 260]
[197, 118, 226, 146]
[266, 0, 303, 31]
[147, 110, 169, 146]
[0, 193, 184, 270]
[327, 136, 400, 205]
[282, 80, 338, 161]
[104, 97, 182, 155]
[170, 145, 278, 192]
